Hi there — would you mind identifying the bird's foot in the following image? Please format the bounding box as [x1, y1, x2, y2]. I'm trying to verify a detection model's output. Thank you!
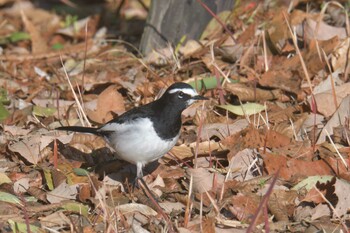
[132, 177, 141, 189]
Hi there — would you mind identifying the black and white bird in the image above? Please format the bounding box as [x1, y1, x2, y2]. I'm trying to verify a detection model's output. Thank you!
[57, 82, 207, 180]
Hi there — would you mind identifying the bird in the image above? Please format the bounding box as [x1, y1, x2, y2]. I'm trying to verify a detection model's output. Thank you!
[57, 82, 208, 181]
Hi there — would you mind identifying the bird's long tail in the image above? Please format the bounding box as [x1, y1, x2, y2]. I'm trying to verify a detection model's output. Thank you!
[56, 126, 99, 135]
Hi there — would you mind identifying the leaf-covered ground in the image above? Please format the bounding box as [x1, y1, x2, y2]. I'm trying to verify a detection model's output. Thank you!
[1, 0, 350, 232]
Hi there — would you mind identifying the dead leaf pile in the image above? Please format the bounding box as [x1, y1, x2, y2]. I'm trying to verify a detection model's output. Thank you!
[1, 0, 350, 232]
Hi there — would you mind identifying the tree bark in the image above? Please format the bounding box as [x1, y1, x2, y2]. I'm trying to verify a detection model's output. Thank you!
[140, 0, 235, 55]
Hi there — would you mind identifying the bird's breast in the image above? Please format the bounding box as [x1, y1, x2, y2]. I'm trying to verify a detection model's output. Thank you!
[100, 118, 179, 165]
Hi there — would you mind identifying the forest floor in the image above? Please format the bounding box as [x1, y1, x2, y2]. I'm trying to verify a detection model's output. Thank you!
[1, 0, 350, 232]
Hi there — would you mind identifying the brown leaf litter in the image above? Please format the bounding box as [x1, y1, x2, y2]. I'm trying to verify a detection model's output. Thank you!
[1, 0, 350, 232]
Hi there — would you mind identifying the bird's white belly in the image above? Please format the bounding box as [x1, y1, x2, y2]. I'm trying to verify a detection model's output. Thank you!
[100, 118, 179, 166]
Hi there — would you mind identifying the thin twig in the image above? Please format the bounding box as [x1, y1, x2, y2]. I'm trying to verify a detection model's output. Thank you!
[138, 178, 175, 232]
[196, 0, 235, 42]
[184, 174, 193, 227]
[246, 169, 279, 233]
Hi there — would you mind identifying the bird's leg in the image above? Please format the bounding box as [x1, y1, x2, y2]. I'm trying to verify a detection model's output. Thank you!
[131, 162, 144, 189]
[134, 162, 159, 201]
[135, 165, 160, 202]
[136, 162, 144, 179]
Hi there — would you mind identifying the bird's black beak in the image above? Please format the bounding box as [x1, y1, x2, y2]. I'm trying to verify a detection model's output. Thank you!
[192, 95, 209, 100]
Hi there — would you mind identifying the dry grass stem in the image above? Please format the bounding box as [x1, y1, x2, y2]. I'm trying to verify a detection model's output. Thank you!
[325, 129, 348, 169]
[60, 56, 91, 127]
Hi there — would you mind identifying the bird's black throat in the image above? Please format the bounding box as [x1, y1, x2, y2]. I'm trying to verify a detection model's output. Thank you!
[148, 97, 184, 140]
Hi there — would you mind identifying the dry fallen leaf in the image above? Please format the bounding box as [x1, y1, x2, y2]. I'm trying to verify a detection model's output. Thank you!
[46, 182, 79, 204]
[186, 167, 214, 193]
[228, 148, 261, 181]
[262, 152, 333, 180]
[311, 82, 350, 117]
[331, 38, 350, 71]
[301, 18, 347, 42]
[86, 85, 125, 124]
[21, 11, 48, 54]
[310, 204, 332, 220]
[199, 120, 249, 140]
[39, 211, 71, 228]
[317, 95, 350, 144]
[301, 177, 350, 218]
[8, 130, 73, 164]
[228, 193, 263, 224]
[117, 203, 158, 216]
[225, 83, 282, 101]
[1, 1, 350, 232]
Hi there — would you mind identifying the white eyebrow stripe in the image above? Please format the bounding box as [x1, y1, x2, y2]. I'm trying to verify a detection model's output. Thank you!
[168, 88, 198, 96]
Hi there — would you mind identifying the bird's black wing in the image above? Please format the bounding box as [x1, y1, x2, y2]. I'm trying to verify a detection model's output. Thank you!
[57, 101, 158, 136]
[103, 101, 157, 125]
[96, 102, 158, 135]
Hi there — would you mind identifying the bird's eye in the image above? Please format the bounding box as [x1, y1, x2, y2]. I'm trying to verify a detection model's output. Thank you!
[178, 91, 184, 98]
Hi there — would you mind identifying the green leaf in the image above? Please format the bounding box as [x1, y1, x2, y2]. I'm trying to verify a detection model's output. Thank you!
[33, 106, 56, 117]
[0, 102, 10, 122]
[201, 11, 231, 40]
[0, 88, 10, 105]
[52, 43, 64, 50]
[188, 76, 237, 91]
[62, 202, 89, 217]
[64, 15, 78, 27]
[292, 175, 334, 191]
[0, 191, 21, 204]
[43, 169, 54, 191]
[73, 168, 89, 176]
[175, 35, 187, 54]
[9, 32, 31, 43]
[8, 220, 42, 233]
[217, 103, 265, 116]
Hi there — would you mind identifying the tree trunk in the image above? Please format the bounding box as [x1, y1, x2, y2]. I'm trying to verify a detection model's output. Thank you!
[140, 0, 235, 55]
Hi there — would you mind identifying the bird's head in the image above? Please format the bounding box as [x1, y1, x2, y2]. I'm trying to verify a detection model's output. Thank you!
[161, 82, 208, 109]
